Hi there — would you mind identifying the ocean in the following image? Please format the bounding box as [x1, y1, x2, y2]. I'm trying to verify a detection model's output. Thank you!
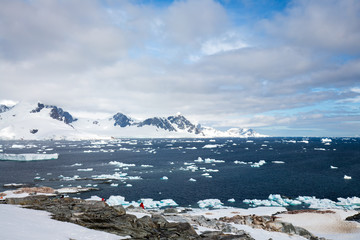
[0, 137, 359, 209]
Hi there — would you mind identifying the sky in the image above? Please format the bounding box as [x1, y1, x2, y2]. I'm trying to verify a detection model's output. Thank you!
[0, 0, 359, 137]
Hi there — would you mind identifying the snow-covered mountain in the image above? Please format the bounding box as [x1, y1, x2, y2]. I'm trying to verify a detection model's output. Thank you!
[0, 102, 268, 140]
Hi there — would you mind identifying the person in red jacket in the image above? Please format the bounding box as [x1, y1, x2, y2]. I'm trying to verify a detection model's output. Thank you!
[140, 202, 145, 209]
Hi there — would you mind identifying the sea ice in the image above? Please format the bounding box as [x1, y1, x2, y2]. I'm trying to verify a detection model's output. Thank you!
[197, 199, 224, 209]
[244, 194, 360, 210]
[70, 163, 82, 167]
[109, 161, 136, 167]
[0, 153, 59, 161]
[77, 168, 93, 172]
[204, 158, 225, 163]
[194, 157, 204, 162]
[344, 175, 352, 180]
[227, 198, 236, 203]
[330, 165, 338, 169]
[202, 144, 220, 148]
[180, 165, 198, 172]
[91, 172, 127, 180]
[160, 176, 168, 180]
[141, 165, 154, 168]
[251, 160, 266, 167]
[272, 161, 285, 164]
[189, 178, 197, 182]
[106, 195, 178, 209]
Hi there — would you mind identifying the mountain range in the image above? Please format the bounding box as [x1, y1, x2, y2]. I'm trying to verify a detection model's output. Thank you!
[0, 102, 268, 140]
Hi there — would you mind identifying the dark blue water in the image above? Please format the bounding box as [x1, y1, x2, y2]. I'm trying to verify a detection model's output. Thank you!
[0, 138, 359, 208]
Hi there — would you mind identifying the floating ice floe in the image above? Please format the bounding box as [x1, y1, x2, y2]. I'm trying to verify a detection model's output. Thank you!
[186, 147, 197, 150]
[227, 198, 236, 203]
[194, 157, 204, 162]
[189, 178, 197, 182]
[321, 138, 332, 143]
[106, 195, 178, 209]
[10, 144, 26, 149]
[180, 165, 198, 172]
[110, 183, 119, 187]
[125, 184, 132, 187]
[204, 158, 225, 164]
[203, 169, 219, 172]
[109, 161, 136, 168]
[160, 176, 168, 180]
[243, 194, 360, 210]
[314, 148, 326, 151]
[272, 161, 285, 164]
[91, 172, 125, 180]
[344, 175, 352, 180]
[141, 165, 154, 168]
[251, 160, 266, 167]
[0, 153, 59, 161]
[202, 144, 222, 149]
[198, 199, 224, 209]
[330, 165, 338, 169]
[59, 175, 83, 181]
[234, 160, 248, 165]
[71, 163, 83, 167]
[77, 168, 93, 172]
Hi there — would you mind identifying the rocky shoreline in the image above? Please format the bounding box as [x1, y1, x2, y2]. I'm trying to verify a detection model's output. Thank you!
[0, 188, 330, 240]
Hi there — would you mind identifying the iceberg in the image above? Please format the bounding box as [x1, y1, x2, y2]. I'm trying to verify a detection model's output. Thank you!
[77, 168, 93, 172]
[202, 144, 220, 149]
[160, 176, 168, 180]
[272, 161, 285, 164]
[0, 153, 59, 161]
[344, 175, 352, 180]
[204, 158, 225, 163]
[197, 199, 224, 209]
[109, 161, 136, 167]
[189, 178, 197, 182]
[251, 160, 266, 167]
[244, 194, 360, 210]
[106, 195, 178, 209]
[194, 157, 204, 162]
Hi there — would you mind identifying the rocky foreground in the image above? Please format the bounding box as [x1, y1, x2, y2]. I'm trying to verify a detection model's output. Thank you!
[0, 191, 329, 240]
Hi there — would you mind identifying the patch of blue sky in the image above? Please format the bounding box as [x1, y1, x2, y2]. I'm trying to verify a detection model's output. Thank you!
[218, 0, 292, 24]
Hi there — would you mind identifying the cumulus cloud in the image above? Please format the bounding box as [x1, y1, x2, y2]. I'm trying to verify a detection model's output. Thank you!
[263, 0, 360, 54]
[0, 0, 359, 136]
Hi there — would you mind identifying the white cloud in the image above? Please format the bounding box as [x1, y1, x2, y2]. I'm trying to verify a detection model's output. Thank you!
[0, 0, 359, 136]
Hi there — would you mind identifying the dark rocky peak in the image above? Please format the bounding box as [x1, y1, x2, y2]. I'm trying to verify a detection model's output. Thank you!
[168, 114, 201, 134]
[30, 102, 77, 124]
[138, 117, 176, 132]
[0, 104, 12, 113]
[113, 113, 133, 127]
[49, 106, 76, 124]
[30, 103, 45, 113]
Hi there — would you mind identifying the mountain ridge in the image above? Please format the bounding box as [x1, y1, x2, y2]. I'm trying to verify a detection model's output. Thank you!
[0, 102, 268, 140]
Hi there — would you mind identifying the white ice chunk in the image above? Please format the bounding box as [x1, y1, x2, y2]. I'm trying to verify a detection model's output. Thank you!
[109, 161, 136, 167]
[77, 168, 93, 172]
[344, 175, 352, 180]
[0, 153, 59, 161]
[160, 176, 168, 180]
[198, 199, 224, 209]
